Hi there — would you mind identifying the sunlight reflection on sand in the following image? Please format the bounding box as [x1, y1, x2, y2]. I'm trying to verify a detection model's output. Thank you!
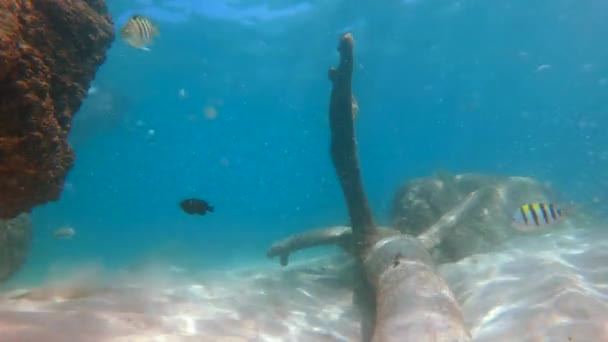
[0, 227, 607, 341]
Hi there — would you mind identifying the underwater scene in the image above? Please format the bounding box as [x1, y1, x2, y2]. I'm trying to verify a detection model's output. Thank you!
[0, 0, 607, 341]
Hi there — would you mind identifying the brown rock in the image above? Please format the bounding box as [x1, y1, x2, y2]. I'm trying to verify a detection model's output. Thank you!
[0, 0, 114, 218]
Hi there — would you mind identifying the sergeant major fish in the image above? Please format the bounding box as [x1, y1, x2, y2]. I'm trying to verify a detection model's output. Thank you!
[512, 203, 566, 232]
[120, 15, 159, 51]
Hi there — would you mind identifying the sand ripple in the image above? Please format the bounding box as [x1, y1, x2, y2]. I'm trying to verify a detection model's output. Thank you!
[440, 227, 608, 342]
[0, 227, 606, 341]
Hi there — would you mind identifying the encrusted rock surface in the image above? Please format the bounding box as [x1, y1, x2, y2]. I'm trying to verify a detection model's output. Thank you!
[0, 0, 114, 218]
[391, 172, 566, 262]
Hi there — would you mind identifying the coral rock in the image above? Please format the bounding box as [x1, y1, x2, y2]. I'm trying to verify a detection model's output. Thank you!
[392, 172, 562, 262]
[0, 0, 114, 218]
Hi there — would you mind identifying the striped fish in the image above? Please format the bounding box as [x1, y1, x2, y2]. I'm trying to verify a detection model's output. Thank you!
[512, 203, 565, 232]
[120, 15, 159, 51]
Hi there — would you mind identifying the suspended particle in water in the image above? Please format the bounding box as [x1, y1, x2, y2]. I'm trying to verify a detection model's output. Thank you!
[535, 64, 552, 72]
[63, 182, 74, 193]
[178, 88, 187, 99]
[146, 129, 156, 144]
[204, 105, 218, 120]
[219, 157, 230, 167]
[517, 50, 529, 59]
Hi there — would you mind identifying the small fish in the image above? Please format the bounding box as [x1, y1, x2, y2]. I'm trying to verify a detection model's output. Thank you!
[53, 226, 76, 239]
[120, 15, 159, 51]
[512, 203, 566, 232]
[180, 198, 214, 215]
[535, 64, 552, 72]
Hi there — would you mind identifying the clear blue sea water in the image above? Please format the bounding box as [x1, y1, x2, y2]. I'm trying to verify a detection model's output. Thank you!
[16, 0, 608, 284]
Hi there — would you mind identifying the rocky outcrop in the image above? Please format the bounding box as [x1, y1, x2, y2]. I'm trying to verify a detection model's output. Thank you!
[0, 0, 114, 218]
[391, 172, 563, 262]
[0, 214, 32, 282]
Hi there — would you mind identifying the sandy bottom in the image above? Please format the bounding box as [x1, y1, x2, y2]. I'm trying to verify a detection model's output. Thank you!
[0, 227, 607, 341]
[442, 226, 608, 342]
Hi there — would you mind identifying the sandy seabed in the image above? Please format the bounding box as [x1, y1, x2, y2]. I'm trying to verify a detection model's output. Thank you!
[0, 226, 607, 342]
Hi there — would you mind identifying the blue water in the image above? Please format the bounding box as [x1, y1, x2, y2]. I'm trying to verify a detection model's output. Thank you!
[20, 0, 608, 283]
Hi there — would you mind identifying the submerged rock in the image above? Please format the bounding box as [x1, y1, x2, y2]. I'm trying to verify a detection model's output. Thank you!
[0, 214, 32, 282]
[0, 1, 114, 218]
[391, 172, 567, 262]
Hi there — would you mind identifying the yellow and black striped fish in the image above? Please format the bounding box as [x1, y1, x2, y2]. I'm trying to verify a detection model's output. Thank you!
[512, 203, 565, 232]
[120, 15, 159, 50]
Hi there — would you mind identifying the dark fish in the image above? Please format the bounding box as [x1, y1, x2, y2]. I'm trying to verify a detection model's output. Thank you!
[180, 198, 214, 215]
